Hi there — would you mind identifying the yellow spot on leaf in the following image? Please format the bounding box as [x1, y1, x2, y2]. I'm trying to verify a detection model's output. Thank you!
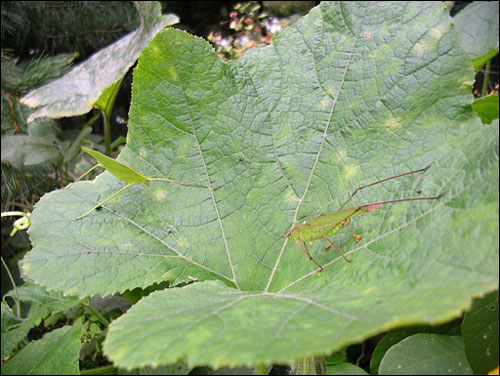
[336, 150, 347, 164]
[169, 67, 179, 81]
[112, 347, 128, 362]
[285, 188, 299, 203]
[384, 117, 402, 132]
[153, 188, 167, 202]
[319, 96, 331, 111]
[343, 165, 359, 180]
[362, 287, 376, 295]
[430, 27, 443, 40]
[412, 43, 425, 57]
[325, 84, 335, 98]
[177, 237, 189, 247]
[162, 271, 176, 279]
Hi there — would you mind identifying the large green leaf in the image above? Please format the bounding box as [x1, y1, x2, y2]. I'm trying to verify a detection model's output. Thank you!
[472, 93, 499, 125]
[462, 290, 499, 375]
[20, 2, 178, 122]
[2, 320, 82, 375]
[453, 1, 499, 70]
[370, 320, 462, 375]
[1, 119, 62, 168]
[378, 334, 472, 375]
[22, 1, 498, 370]
[1, 134, 61, 168]
[1, 283, 80, 359]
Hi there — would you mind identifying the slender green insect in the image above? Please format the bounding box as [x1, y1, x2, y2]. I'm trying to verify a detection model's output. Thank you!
[285, 163, 447, 271]
[71, 147, 202, 219]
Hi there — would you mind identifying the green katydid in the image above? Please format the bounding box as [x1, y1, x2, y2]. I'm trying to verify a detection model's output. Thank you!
[70, 147, 203, 220]
[285, 163, 447, 271]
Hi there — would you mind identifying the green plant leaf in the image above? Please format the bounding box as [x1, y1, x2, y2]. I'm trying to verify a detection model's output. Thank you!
[2, 320, 82, 375]
[1, 283, 80, 359]
[1, 134, 61, 168]
[20, 2, 178, 122]
[326, 348, 348, 366]
[472, 94, 499, 125]
[1, 119, 62, 168]
[22, 2, 498, 370]
[370, 320, 462, 375]
[1, 302, 23, 360]
[462, 290, 499, 375]
[122, 362, 191, 375]
[453, 1, 499, 71]
[378, 334, 472, 375]
[327, 362, 368, 375]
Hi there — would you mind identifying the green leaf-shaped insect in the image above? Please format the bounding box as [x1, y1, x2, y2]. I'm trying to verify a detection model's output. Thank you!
[70, 147, 203, 219]
[285, 164, 447, 271]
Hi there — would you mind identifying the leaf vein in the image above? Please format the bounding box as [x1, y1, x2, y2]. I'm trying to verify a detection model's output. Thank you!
[265, 34, 359, 291]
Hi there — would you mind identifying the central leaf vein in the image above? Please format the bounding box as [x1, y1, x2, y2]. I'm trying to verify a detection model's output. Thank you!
[265, 32, 359, 291]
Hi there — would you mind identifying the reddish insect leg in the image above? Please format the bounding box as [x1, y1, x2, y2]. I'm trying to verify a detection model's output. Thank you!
[337, 163, 434, 212]
[321, 237, 352, 263]
[298, 241, 324, 271]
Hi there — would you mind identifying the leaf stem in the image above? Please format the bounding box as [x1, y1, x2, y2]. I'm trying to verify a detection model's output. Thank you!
[1, 256, 21, 317]
[481, 61, 491, 97]
[82, 298, 110, 327]
[291, 355, 327, 375]
[254, 364, 269, 375]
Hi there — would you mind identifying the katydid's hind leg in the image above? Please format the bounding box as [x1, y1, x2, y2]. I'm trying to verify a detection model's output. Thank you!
[321, 236, 352, 263]
[76, 182, 135, 220]
[337, 164, 434, 212]
[298, 241, 323, 271]
[65, 164, 101, 189]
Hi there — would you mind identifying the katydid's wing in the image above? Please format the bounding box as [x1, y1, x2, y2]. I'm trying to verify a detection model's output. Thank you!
[306, 208, 360, 226]
[82, 147, 150, 186]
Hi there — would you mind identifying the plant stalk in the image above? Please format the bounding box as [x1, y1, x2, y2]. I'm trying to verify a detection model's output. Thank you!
[291, 355, 327, 375]
[481, 61, 491, 97]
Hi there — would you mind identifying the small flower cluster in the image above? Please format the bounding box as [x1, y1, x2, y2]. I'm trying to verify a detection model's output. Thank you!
[207, 2, 286, 61]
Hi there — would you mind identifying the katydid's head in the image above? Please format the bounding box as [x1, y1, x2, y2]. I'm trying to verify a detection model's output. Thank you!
[284, 227, 299, 240]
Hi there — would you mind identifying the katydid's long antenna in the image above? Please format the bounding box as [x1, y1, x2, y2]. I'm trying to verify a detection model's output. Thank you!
[355, 190, 448, 213]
